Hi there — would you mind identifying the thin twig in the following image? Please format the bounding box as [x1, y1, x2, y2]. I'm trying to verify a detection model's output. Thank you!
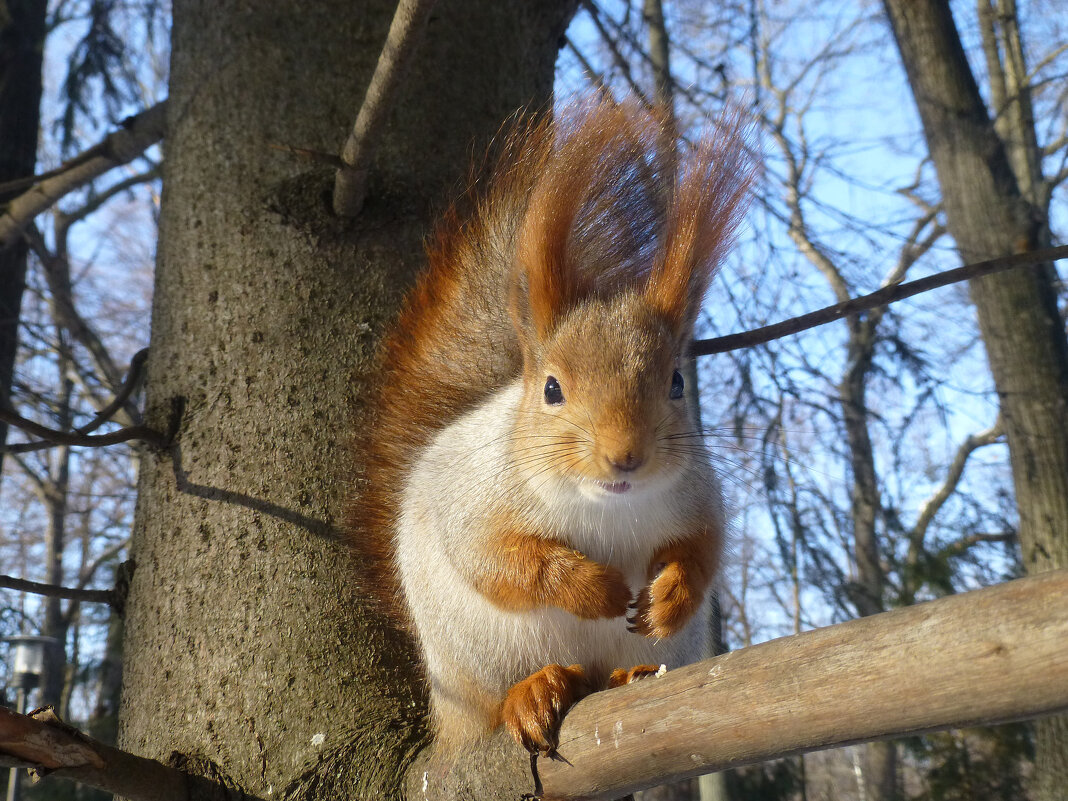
[692, 244, 1068, 356]
[581, 0, 654, 109]
[333, 0, 438, 217]
[0, 574, 114, 607]
[24, 225, 135, 407]
[268, 142, 344, 168]
[0, 405, 164, 451]
[54, 165, 161, 232]
[564, 37, 614, 101]
[74, 348, 150, 435]
[0, 102, 167, 249]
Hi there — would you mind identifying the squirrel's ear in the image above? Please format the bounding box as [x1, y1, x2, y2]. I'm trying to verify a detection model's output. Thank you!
[512, 173, 589, 343]
[646, 113, 755, 334]
[509, 99, 649, 345]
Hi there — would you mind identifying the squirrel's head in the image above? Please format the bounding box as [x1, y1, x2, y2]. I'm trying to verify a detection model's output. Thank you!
[512, 288, 694, 500]
[505, 99, 753, 502]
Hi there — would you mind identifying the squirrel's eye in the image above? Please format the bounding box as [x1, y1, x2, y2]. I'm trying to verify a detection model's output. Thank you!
[670, 369, 685, 399]
[544, 376, 565, 405]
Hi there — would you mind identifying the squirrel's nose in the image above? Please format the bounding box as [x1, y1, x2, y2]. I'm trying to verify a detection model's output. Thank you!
[608, 451, 645, 473]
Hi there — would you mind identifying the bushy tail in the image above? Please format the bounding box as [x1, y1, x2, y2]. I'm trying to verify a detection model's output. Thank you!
[349, 97, 754, 621]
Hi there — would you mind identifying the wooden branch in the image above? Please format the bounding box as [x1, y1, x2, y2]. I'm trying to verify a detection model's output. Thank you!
[73, 348, 150, 435]
[332, 0, 437, 217]
[54, 165, 161, 232]
[693, 244, 1068, 356]
[0, 707, 251, 801]
[0, 574, 115, 608]
[0, 102, 167, 249]
[522, 568, 1068, 800]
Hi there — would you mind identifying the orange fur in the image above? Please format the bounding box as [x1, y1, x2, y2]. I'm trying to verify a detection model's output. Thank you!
[608, 664, 661, 689]
[629, 532, 720, 639]
[474, 529, 631, 619]
[501, 664, 592, 754]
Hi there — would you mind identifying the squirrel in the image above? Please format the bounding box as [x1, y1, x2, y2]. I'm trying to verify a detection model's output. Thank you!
[352, 97, 754, 757]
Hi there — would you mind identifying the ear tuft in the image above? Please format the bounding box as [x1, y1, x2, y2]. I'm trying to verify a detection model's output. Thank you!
[645, 108, 756, 333]
[510, 99, 669, 343]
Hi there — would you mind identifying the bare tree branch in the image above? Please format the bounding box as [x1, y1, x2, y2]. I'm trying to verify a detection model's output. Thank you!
[935, 531, 1016, 560]
[73, 539, 129, 592]
[858, 209, 945, 338]
[908, 418, 1004, 548]
[54, 164, 160, 234]
[581, 0, 654, 108]
[73, 348, 149, 435]
[0, 404, 163, 451]
[0, 102, 167, 249]
[0, 348, 152, 454]
[412, 569, 1068, 799]
[0, 707, 257, 801]
[332, 0, 438, 217]
[692, 244, 1068, 356]
[564, 37, 614, 100]
[549, 569, 1068, 797]
[0, 574, 115, 607]
[24, 225, 135, 410]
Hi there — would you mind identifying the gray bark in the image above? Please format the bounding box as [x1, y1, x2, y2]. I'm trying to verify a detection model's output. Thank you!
[881, 2, 1068, 798]
[119, 1, 575, 799]
[0, 0, 47, 474]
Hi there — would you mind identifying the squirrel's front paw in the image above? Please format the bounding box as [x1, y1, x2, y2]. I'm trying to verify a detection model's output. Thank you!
[626, 561, 701, 638]
[502, 664, 587, 755]
[552, 553, 631, 620]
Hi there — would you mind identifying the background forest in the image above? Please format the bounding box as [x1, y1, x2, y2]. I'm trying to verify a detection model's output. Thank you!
[1, 1, 1066, 800]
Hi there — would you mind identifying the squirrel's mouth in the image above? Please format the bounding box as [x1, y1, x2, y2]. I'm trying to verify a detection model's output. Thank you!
[594, 480, 632, 495]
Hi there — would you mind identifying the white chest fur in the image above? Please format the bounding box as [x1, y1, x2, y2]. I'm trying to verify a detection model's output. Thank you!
[396, 382, 710, 710]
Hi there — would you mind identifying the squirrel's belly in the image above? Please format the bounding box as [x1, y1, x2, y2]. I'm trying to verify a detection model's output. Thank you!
[398, 535, 702, 696]
[396, 504, 705, 698]
[395, 381, 708, 699]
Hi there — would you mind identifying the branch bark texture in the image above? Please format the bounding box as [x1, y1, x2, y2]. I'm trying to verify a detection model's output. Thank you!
[524, 569, 1068, 800]
[5, 571, 1065, 800]
[0, 707, 250, 801]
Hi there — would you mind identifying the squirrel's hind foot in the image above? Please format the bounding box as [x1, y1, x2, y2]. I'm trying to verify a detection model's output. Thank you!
[502, 663, 589, 756]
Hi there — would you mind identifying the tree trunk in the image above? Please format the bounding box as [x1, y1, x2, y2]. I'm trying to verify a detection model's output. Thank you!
[840, 322, 898, 801]
[39, 376, 73, 710]
[119, 2, 575, 799]
[880, 2, 1068, 798]
[0, 0, 47, 474]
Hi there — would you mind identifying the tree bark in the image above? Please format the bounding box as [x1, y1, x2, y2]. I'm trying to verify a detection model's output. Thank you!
[0, 0, 47, 475]
[120, 2, 575, 799]
[880, 2, 1068, 798]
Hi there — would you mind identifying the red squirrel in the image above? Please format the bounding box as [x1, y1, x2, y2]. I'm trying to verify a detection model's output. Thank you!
[354, 98, 754, 756]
